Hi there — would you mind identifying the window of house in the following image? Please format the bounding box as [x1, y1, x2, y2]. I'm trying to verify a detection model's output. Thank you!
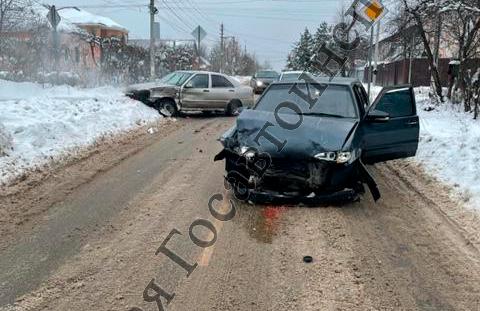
[64, 48, 70, 61]
[75, 47, 80, 63]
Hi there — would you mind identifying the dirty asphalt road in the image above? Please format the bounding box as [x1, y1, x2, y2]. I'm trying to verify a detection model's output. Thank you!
[0, 116, 479, 311]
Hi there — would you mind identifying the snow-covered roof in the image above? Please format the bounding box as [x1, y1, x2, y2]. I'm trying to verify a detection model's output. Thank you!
[26, 4, 127, 34]
[59, 8, 128, 33]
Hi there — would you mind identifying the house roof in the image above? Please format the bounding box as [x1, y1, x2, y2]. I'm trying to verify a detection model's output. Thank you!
[26, 4, 128, 34]
[59, 8, 128, 33]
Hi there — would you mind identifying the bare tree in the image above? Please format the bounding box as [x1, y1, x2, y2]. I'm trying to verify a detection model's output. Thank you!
[401, 0, 445, 101]
[442, 0, 480, 110]
[0, 0, 31, 34]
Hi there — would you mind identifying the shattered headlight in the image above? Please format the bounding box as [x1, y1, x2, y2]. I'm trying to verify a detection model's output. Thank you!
[314, 151, 355, 164]
[336, 152, 353, 164]
[314, 152, 337, 162]
[240, 146, 256, 159]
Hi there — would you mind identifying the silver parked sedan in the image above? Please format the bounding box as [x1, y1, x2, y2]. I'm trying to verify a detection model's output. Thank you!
[126, 71, 254, 117]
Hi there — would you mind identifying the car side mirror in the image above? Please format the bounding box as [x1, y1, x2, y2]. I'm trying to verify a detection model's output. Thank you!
[366, 109, 390, 123]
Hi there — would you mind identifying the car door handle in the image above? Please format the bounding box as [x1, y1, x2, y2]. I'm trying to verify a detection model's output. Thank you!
[406, 121, 418, 125]
[203, 90, 210, 93]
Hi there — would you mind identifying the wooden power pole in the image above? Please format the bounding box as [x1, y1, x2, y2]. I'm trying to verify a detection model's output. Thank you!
[220, 23, 224, 73]
[149, 0, 156, 80]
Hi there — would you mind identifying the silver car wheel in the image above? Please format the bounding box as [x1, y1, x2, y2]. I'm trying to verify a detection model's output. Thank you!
[160, 101, 177, 117]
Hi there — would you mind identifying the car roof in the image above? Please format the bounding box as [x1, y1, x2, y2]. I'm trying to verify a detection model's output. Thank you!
[273, 76, 360, 86]
[174, 70, 227, 76]
[281, 71, 304, 74]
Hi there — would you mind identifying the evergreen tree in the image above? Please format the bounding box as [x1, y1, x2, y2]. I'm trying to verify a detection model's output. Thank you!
[312, 22, 332, 56]
[288, 28, 314, 71]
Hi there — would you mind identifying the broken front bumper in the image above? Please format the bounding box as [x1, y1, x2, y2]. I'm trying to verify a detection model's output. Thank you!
[215, 149, 380, 203]
[247, 188, 359, 205]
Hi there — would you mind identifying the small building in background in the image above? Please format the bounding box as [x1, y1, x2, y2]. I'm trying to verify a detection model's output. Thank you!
[0, 5, 129, 85]
[363, 25, 480, 87]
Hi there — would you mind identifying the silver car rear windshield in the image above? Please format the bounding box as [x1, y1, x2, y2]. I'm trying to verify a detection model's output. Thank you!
[255, 84, 357, 118]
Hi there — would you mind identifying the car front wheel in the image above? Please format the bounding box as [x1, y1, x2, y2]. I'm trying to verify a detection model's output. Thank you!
[226, 100, 242, 116]
[156, 99, 178, 117]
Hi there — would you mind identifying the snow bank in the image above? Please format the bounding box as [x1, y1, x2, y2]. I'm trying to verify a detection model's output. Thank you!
[414, 88, 480, 209]
[368, 84, 480, 210]
[0, 80, 161, 184]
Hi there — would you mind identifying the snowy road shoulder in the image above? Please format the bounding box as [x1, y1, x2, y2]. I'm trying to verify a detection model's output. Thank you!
[0, 80, 162, 186]
[414, 88, 480, 210]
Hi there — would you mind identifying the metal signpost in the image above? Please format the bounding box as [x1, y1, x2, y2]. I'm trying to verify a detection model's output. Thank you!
[191, 26, 207, 69]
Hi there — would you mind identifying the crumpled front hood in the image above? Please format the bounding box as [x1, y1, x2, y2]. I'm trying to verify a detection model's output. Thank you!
[232, 109, 358, 159]
[149, 84, 179, 98]
[150, 84, 179, 92]
[126, 82, 178, 93]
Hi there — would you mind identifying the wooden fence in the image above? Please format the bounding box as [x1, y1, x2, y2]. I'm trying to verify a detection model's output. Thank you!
[364, 58, 480, 87]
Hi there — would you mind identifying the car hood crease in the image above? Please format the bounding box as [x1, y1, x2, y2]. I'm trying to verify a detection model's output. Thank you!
[234, 110, 358, 159]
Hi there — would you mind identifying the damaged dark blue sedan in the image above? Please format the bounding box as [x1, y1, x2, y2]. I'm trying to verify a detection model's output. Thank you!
[215, 76, 420, 204]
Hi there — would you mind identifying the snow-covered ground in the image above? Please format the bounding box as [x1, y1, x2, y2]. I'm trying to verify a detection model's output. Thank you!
[369, 85, 480, 210]
[414, 88, 480, 209]
[0, 80, 161, 185]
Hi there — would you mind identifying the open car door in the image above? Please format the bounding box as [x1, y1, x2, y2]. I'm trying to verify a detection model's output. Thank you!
[362, 85, 420, 164]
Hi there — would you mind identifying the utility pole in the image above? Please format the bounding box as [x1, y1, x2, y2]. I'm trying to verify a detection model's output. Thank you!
[220, 23, 224, 73]
[197, 27, 201, 69]
[373, 21, 381, 86]
[149, 0, 157, 80]
[50, 5, 60, 71]
[45, 5, 79, 73]
[367, 25, 375, 101]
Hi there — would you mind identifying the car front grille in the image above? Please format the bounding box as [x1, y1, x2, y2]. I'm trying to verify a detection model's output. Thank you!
[260, 159, 331, 192]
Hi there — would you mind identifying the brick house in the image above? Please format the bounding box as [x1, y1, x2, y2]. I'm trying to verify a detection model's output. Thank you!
[0, 6, 128, 82]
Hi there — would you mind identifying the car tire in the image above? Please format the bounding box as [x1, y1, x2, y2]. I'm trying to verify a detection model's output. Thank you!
[156, 98, 178, 117]
[226, 100, 242, 116]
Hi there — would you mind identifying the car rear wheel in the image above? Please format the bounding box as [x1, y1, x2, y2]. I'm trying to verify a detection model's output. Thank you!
[226, 100, 242, 116]
[156, 99, 178, 117]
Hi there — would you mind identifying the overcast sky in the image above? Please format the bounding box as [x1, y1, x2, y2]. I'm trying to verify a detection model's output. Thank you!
[50, 0, 343, 70]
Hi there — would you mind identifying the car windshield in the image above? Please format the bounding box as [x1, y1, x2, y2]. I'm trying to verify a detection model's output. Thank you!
[160, 72, 193, 86]
[280, 73, 302, 81]
[256, 71, 278, 79]
[255, 84, 357, 118]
